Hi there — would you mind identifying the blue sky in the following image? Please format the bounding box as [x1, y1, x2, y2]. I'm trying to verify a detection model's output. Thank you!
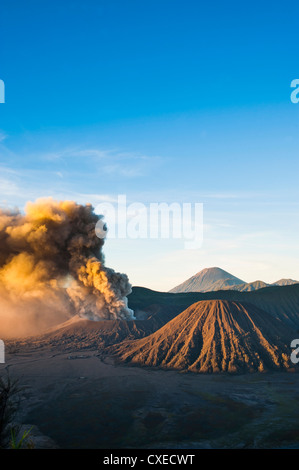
[1, 0, 299, 290]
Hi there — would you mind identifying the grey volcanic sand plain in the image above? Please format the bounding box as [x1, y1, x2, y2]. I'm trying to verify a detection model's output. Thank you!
[2, 340, 299, 449]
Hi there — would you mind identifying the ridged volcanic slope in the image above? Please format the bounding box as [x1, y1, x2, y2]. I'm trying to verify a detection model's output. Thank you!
[112, 300, 294, 373]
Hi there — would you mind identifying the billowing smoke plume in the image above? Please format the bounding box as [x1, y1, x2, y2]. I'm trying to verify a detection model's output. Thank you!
[0, 198, 134, 338]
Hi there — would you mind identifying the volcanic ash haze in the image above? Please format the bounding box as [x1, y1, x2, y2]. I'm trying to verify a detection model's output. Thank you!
[0, 198, 134, 338]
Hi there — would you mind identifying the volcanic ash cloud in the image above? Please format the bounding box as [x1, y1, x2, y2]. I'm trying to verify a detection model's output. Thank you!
[0, 198, 134, 337]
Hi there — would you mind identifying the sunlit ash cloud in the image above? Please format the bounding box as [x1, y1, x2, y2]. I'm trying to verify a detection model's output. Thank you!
[0, 198, 134, 338]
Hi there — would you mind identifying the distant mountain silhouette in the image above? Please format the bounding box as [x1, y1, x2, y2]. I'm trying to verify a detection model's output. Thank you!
[169, 267, 244, 293]
[222, 279, 299, 292]
[271, 279, 299, 287]
[112, 300, 293, 373]
[223, 280, 268, 292]
[169, 268, 298, 293]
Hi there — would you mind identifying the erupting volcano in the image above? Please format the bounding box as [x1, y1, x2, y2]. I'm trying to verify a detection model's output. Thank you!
[0, 198, 134, 338]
